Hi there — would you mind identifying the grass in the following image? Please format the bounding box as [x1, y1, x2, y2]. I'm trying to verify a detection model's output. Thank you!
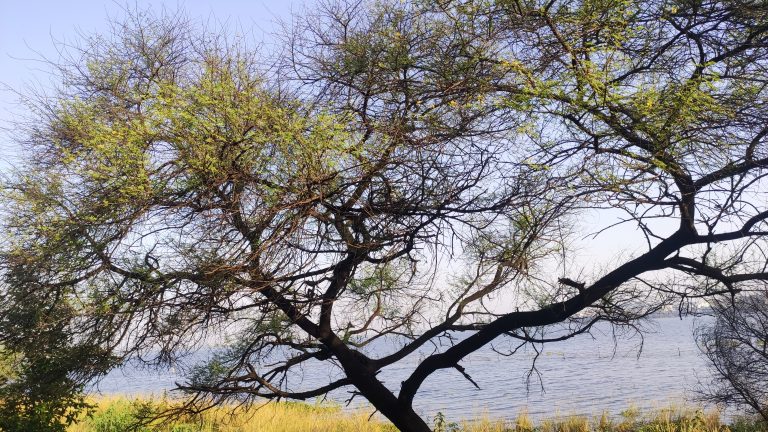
[67, 395, 397, 432]
[66, 396, 768, 432]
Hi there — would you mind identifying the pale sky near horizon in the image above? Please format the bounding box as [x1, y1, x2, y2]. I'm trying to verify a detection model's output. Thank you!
[0, 0, 308, 162]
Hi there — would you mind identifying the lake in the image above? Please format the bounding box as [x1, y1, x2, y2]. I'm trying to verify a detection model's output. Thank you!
[93, 315, 715, 421]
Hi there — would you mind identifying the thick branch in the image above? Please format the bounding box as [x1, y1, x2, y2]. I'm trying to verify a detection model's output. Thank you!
[397, 229, 690, 406]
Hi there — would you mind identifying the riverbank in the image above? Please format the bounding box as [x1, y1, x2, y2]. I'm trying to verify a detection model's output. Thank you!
[67, 396, 767, 432]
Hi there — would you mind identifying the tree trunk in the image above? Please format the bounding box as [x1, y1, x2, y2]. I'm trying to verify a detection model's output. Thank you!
[328, 337, 432, 431]
[350, 372, 431, 432]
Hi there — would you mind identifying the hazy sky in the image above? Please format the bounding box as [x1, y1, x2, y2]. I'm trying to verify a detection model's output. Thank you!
[0, 0, 307, 160]
[0, 0, 650, 271]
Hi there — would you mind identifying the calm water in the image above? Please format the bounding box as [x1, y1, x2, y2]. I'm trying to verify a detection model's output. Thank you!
[94, 316, 713, 420]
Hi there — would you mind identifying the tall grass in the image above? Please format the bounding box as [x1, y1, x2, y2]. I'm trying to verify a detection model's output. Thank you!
[67, 397, 768, 432]
[68, 396, 396, 432]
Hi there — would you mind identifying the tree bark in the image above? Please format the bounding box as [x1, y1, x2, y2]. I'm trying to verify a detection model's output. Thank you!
[362, 387, 431, 432]
[344, 363, 431, 432]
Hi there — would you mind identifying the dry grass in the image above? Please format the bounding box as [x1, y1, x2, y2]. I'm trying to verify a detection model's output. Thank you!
[67, 397, 768, 432]
[67, 395, 396, 432]
[457, 406, 765, 432]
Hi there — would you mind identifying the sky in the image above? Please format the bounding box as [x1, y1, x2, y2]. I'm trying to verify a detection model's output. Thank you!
[0, 0, 307, 162]
[0, 0, 651, 277]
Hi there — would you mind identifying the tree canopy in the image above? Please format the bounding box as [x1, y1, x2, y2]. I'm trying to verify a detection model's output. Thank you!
[2, 1, 768, 431]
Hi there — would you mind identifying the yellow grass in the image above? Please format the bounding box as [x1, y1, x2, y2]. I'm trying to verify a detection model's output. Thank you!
[67, 395, 397, 432]
[67, 397, 768, 432]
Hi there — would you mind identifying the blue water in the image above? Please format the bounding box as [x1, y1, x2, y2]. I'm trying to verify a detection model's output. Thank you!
[92, 316, 714, 420]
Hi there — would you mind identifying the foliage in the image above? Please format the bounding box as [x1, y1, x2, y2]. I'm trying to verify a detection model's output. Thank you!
[435, 412, 462, 432]
[3, 1, 768, 431]
[0, 346, 95, 432]
[0, 284, 113, 431]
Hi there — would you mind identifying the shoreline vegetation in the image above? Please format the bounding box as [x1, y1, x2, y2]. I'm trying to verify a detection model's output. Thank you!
[66, 396, 768, 432]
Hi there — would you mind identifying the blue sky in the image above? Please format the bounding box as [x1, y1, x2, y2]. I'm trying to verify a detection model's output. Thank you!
[0, 0, 644, 268]
[0, 0, 307, 161]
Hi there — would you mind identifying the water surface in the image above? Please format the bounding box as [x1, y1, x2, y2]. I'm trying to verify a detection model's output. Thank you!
[94, 316, 712, 420]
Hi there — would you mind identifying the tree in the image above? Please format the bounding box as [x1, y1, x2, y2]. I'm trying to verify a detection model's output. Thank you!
[2, 1, 768, 431]
[0, 285, 109, 432]
[696, 291, 768, 422]
[0, 346, 97, 432]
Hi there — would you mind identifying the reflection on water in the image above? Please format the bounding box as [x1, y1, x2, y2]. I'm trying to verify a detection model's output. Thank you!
[93, 316, 712, 420]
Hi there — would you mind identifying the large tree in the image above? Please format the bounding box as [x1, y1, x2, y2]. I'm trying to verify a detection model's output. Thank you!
[2, 1, 768, 431]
